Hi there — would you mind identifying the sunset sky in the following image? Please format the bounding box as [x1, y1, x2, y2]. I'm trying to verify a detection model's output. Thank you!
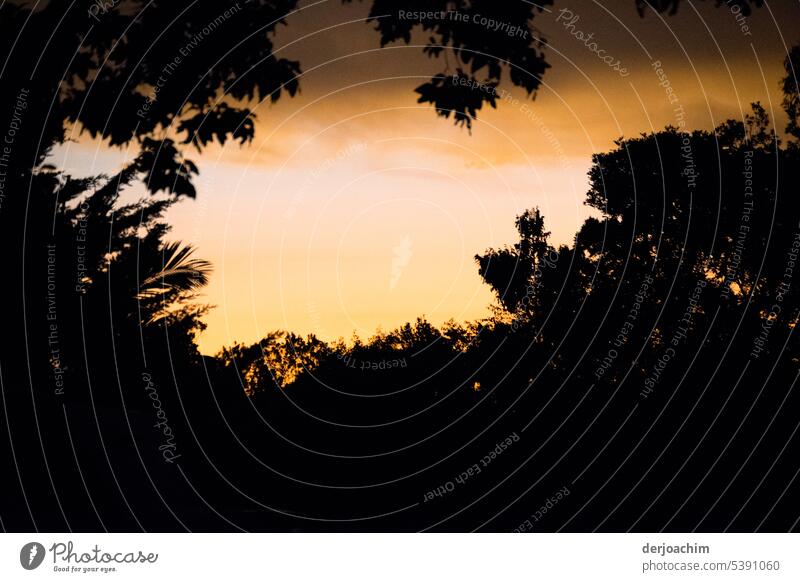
[52, 0, 798, 353]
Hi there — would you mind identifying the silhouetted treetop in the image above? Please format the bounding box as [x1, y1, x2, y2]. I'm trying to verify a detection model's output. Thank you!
[783, 44, 800, 141]
[355, 0, 553, 128]
[1, 0, 773, 183]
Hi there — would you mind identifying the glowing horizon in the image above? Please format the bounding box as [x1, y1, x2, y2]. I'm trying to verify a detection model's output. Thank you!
[49, 0, 795, 354]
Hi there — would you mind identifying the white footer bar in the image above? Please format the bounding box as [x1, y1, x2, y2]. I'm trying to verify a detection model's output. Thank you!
[2, 534, 797, 581]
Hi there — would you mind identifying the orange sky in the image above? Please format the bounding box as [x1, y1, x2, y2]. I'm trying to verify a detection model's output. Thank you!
[52, 0, 800, 353]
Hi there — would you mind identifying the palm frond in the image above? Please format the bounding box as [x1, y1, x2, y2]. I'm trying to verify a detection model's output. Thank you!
[138, 242, 212, 298]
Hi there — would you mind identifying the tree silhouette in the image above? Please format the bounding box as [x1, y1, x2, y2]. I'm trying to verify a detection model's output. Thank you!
[0, 0, 772, 176]
[1, 0, 797, 533]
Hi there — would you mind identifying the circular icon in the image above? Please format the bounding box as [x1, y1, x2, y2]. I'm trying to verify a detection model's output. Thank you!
[20, 542, 46, 570]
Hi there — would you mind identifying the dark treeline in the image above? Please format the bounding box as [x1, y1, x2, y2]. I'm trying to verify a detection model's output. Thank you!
[0, 0, 798, 532]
